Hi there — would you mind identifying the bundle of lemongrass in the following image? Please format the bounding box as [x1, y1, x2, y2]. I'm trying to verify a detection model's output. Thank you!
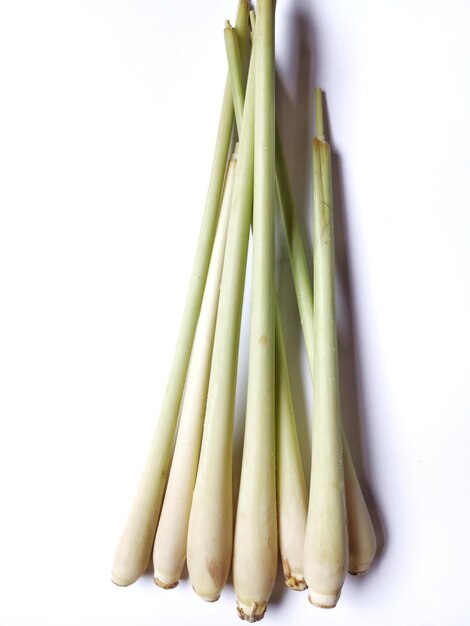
[112, 0, 376, 620]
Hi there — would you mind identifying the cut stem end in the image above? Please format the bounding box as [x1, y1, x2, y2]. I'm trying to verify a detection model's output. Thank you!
[236, 601, 267, 622]
[285, 574, 307, 591]
[154, 576, 179, 590]
[308, 589, 341, 609]
[348, 567, 370, 576]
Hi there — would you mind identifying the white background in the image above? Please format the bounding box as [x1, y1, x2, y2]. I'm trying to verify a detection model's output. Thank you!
[1, 1, 469, 625]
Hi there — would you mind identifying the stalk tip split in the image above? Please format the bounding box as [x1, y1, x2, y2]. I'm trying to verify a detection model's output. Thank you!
[285, 576, 307, 591]
[236, 601, 267, 623]
[282, 558, 307, 591]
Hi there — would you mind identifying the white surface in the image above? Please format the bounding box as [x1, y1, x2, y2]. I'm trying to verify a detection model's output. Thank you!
[1, 1, 469, 624]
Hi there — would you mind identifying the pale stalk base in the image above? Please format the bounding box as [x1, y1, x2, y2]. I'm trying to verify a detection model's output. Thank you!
[343, 441, 377, 576]
[186, 500, 232, 604]
[308, 589, 341, 609]
[236, 601, 267, 622]
[153, 571, 179, 589]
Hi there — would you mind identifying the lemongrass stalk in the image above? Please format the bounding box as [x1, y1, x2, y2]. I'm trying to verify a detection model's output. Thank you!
[226, 21, 307, 593]
[232, 0, 277, 621]
[152, 148, 238, 589]
[228, 14, 375, 577]
[110, 0, 250, 588]
[276, 90, 376, 575]
[279, 167, 376, 581]
[275, 302, 308, 591]
[227, 8, 312, 367]
[267, 47, 375, 575]
[278, 145, 377, 576]
[303, 90, 348, 608]
[186, 39, 256, 604]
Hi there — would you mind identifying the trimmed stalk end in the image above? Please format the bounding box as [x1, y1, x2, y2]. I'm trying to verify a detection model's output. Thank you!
[236, 601, 267, 622]
[225, 19, 233, 32]
[154, 574, 179, 590]
[285, 575, 307, 592]
[348, 566, 370, 576]
[308, 589, 341, 609]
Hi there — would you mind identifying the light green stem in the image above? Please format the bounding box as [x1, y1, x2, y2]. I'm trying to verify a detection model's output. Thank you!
[226, 9, 313, 376]
[224, 23, 245, 132]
